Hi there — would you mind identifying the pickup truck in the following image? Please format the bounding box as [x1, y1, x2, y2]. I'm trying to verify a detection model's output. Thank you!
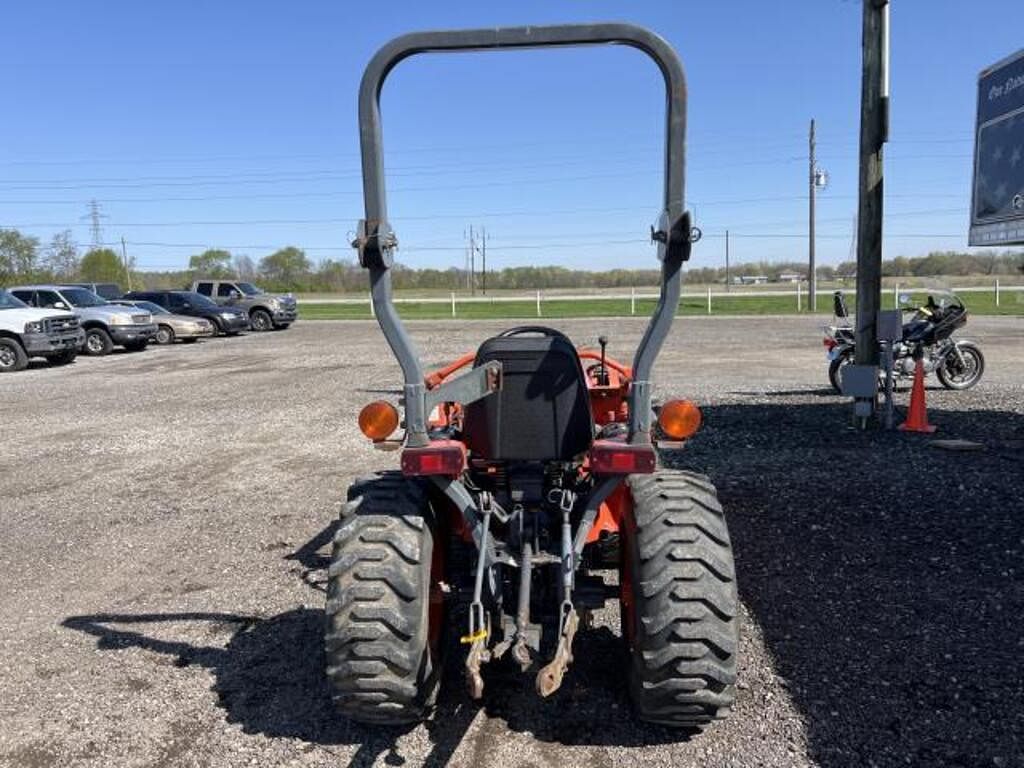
[0, 289, 84, 372]
[191, 279, 297, 331]
[8, 284, 157, 355]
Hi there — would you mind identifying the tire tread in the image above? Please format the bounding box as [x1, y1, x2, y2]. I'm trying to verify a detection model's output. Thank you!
[626, 470, 739, 728]
[324, 471, 437, 725]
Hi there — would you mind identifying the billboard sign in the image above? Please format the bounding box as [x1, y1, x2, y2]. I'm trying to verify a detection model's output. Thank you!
[970, 49, 1024, 246]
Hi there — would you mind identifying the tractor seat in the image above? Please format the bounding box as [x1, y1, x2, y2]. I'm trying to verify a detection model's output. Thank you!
[462, 327, 594, 461]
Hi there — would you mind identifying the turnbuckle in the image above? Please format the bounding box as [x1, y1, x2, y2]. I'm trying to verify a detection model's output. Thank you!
[463, 491, 494, 699]
[535, 498, 580, 697]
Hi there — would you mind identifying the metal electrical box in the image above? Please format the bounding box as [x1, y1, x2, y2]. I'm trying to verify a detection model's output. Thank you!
[877, 310, 903, 342]
[841, 364, 879, 399]
[970, 48, 1024, 246]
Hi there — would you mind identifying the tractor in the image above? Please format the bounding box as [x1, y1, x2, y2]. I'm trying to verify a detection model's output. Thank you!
[325, 23, 739, 729]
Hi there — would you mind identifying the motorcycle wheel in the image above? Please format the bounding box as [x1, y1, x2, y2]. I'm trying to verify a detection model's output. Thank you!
[828, 350, 854, 393]
[936, 341, 984, 390]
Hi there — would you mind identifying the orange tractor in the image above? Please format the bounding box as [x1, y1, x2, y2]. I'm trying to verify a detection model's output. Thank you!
[326, 23, 739, 728]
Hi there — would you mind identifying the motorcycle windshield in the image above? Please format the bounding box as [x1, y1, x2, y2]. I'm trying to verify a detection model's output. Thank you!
[897, 284, 964, 317]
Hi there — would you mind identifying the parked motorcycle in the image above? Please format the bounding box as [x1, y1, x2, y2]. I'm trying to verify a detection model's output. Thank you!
[823, 289, 984, 393]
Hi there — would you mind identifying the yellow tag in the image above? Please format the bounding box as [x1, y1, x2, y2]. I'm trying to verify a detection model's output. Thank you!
[459, 628, 488, 645]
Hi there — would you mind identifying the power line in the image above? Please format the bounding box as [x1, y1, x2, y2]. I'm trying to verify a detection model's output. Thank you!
[74, 231, 966, 259]
[0, 126, 977, 170]
[0, 186, 969, 207]
[4, 202, 970, 230]
[0, 130, 832, 169]
[3, 205, 970, 232]
[0, 154, 823, 197]
[0, 149, 971, 194]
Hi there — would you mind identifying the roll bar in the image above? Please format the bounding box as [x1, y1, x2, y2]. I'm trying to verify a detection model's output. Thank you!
[353, 23, 693, 446]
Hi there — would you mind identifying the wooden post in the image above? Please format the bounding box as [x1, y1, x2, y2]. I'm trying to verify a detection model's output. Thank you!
[797, 281, 802, 312]
[854, 0, 889, 371]
[536, 290, 542, 317]
[707, 285, 712, 314]
[369, 291, 374, 318]
[451, 292, 456, 317]
[631, 286, 636, 315]
[995, 278, 1001, 307]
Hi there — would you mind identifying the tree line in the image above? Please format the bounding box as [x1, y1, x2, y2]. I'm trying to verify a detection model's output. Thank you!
[2, 227, 1022, 294]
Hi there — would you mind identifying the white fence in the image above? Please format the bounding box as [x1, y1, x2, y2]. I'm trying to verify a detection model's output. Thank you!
[301, 281, 1024, 317]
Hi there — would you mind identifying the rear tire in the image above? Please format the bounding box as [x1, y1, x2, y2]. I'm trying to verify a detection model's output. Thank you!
[84, 328, 113, 356]
[936, 341, 984, 390]
[622, 470, 739, 729]
[325, 472, 443, 725]
[0, 338, 29, 372]
[250, 308, 273, 332]
[155, 325, 175, 345]
[828, 349, 853, 393]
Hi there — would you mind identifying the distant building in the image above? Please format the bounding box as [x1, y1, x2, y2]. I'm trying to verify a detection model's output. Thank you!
[777, 272, 805, 283]
[737, 275, 769, 285]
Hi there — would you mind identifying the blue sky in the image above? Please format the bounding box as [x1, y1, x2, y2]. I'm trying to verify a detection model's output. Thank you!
[0, 1, 1020, 273]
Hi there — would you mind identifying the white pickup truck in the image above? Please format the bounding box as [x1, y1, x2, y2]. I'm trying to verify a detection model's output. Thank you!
[0, 289, 85, 372]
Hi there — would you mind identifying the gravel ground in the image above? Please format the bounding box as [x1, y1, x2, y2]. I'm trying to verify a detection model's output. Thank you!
[0, 315, 1022, 768]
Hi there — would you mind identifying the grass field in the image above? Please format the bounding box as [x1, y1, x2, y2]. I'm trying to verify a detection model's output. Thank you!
[299, 289, 1024, 320]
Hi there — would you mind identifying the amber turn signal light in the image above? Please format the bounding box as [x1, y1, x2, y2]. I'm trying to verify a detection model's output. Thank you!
[358, 400, 399, 440]
[657, 399, 702, 440]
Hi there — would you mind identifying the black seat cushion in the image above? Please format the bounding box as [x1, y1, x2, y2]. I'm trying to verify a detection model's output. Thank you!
[462, 333, 593, 461]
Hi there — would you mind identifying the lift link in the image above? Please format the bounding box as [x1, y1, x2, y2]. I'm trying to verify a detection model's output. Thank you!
[463, 492, 494, 699]
[535, 495, 580, 697]
[511, 541, 534, 670]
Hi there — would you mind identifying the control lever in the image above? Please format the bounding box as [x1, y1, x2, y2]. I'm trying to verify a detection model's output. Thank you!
[597, 335, 609, 386]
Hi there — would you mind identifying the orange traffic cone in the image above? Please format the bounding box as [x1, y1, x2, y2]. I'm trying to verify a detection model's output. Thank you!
[898, 358, 936, 433]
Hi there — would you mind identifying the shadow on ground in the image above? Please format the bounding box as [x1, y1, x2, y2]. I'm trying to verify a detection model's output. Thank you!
[678, 400, 1024, 767]
[62, 605, 683, 765]
[62, 609, 460, 766]
[63, 398, 1024, 765]
[64, 519, 685, 766]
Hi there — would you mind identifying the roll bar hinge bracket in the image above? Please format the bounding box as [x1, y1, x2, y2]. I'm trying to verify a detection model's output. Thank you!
[651, 210, 696, 263]
[353, 218, 397, 269]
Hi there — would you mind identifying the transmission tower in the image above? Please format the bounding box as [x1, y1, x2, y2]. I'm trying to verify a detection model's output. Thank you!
[82, 200, 108, 248]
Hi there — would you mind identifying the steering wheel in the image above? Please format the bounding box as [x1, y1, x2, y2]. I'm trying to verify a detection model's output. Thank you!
[498, 325, 572, 343]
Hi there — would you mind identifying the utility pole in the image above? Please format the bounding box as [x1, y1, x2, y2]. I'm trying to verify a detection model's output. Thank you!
[854, 0, 889, 369]
[852, 0, 890, 424]
[808, 119, 817, 312]
[725, 229, 730, 291]
[481, 228, 488, 295]
[467, 226, 477, 296]
[120, 237, 133, 290]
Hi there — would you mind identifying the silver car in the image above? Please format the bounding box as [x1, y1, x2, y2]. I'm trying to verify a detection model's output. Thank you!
[112, 299, 215, 344]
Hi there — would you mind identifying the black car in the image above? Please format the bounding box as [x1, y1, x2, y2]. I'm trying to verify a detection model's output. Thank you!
[123, 290, 249, 336]
[69, 282, 124, 300]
